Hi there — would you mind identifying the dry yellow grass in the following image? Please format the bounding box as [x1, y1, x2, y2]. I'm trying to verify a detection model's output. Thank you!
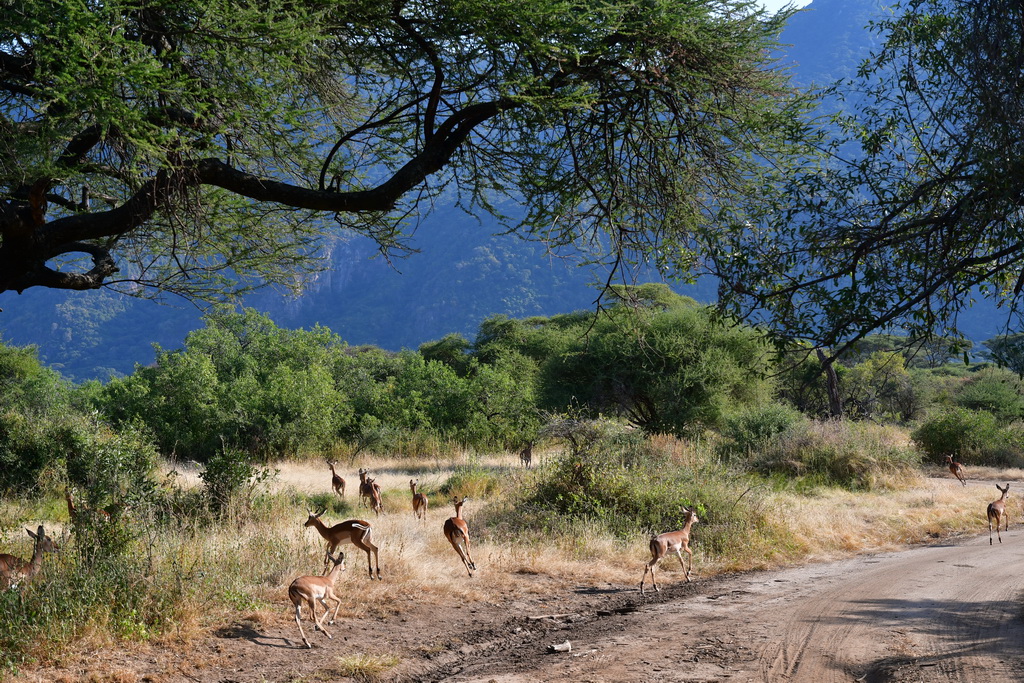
[148, 456, 1023, 635]
[9, 449, 1021, 682]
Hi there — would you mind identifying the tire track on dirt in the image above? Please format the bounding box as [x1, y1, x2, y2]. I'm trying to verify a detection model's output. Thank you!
[422, 531, 1024, 683]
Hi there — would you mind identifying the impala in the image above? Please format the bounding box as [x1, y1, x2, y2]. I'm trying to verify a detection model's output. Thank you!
[987, 484, 1010, 545]
[366, 477, 384, 516]
[288, 550, 346, 648]
[443, 497, 477, 576]
[945, 455, 967, 486]
[327, 460, 346, 497]
[65, 488, 111, 524]
[640, 507, 699, 594]
[357, 469, 376, 509]
[304, 508, 381, 579]
[410, 479, 428, 520]
[0, 525, 59, 589]
[519, 442, 533, 468]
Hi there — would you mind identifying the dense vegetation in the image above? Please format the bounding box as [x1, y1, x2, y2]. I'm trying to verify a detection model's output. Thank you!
[5, 283, 1024, 496]
[4, 283, 1024, 674]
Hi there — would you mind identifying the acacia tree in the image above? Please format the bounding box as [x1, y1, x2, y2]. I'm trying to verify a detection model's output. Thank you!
[710, 0, 1024, 356]
[0, 0, 811, 302]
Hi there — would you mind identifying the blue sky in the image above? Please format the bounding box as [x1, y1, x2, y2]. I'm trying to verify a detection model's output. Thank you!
[762, 0, 813, 14]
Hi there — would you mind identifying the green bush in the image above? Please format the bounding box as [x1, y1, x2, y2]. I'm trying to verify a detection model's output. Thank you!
[720, 403, 803, 458]
[482, 432, 794, 566]
[954, 368, 1024, 423]
[754, 419, 921, 490]
[199, 447, 276, 513]
[439, 464, 505, 500]
[911, 407, 1024, 467]
[0, 551, 171, 674]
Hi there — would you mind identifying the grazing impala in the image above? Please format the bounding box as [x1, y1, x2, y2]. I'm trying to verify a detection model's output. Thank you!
[410, 479, 428, 520]
[987, 484, 1010, 545]
[327, 460, 346, 498]
[640, 507, 699, 594]
[0, 525, 59, 589]
[443, 497, 477, 576]
[288, 550, 346, 648]
[304, 508, 381, 579]
[945, 455, 967, 486]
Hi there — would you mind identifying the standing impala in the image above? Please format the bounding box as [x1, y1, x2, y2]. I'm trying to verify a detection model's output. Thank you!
[304, 508, 381, 579]
[0, 525, 59, 589]
[987, 484, 1010, 545]
[410, 479, 428, 521]
[327, 460, 346, 498]
[358, 469, 381, 510]
[640, 507, 699, 594]
[288, 550, 346, 648]
[945, 455, 967, 486]
[443, 497, 477, 576]
[519, 442, 533, 468]
[365, 477, 384, 516]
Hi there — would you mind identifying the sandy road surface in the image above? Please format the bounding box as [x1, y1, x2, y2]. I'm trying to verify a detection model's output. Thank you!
[431, 530, 1024, 682]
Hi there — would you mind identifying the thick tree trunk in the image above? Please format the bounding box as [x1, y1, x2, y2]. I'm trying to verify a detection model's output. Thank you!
[816, 348, 843, 418]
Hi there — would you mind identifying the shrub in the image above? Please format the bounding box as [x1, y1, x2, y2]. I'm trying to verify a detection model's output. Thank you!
[720, 403, 803, 458]
[911, 407, 1024, 467]
[954, 368, 1024, 423]
[482, 433, 797, 567]
[439, 464, 505, 499]
[754, 420, 921, 490]
[199, 446, 276, 513]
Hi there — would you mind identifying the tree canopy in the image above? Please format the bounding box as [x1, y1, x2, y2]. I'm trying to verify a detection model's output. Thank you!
[0, 0, 808, 301]
[710, 0, 1024, 355]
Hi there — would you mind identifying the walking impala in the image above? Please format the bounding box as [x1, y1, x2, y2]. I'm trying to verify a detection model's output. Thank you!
[640, 506, 699, 594]
[443, 497, 477, 576]
[304, 508, 382, 579]
[0, 525, 59, 589]
[987, 484, 1010, 545]
[410, 479, 428, 520]
[327, 460, 346, 497]
[945, 455, 967, 486]
[288, 550, 346, 648]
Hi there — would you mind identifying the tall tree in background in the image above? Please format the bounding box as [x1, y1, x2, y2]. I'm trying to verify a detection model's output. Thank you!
[0, 0, 811, 302]
[712, 0, 1024, 355]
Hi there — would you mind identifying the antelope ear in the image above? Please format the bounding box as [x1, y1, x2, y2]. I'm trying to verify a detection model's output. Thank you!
[27, 528, 37, 539]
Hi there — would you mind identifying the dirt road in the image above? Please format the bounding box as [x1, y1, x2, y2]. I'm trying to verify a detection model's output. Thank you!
[417, 530, 1024, 682]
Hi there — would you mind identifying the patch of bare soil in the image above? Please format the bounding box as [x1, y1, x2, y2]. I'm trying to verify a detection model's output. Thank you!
[18, 523, 1024, 683]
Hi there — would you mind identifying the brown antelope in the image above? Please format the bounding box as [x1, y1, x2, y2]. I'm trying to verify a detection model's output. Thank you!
[410, 479, 428, 520]
[987, 484, 1010, 545]
[944, 455, 967, 486]
[358, 469, 375, 509]
[519, 442, 533, 469]
[288, 550, 346, 648]
[640, 507, 699, 594]
[327, 460, 346, 497]
[366, 477, 384, 516]
[0, 525, 59, 589]
[443, 497, 477, 576]
[304, 508, 381, 579]
[65, 488, 111, 525]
